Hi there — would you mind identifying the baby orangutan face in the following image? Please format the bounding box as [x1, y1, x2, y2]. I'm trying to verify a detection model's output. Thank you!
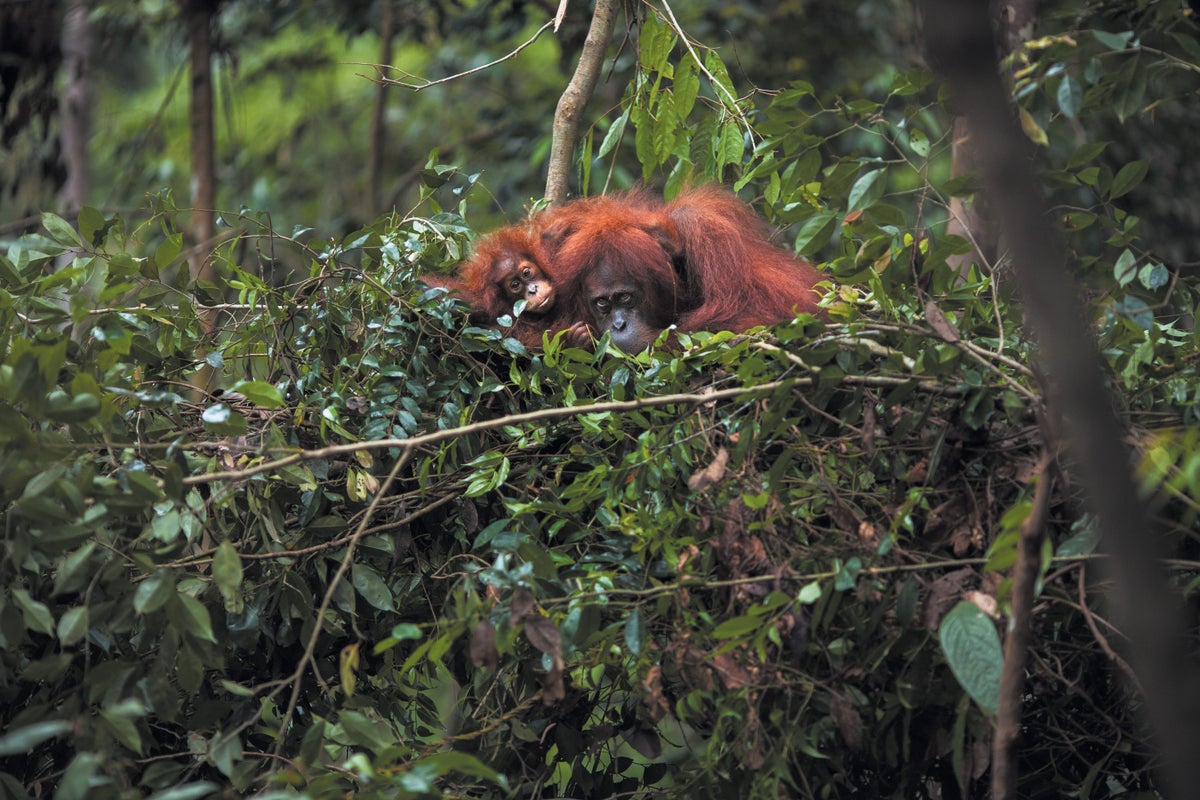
[495, 252, 555, 314]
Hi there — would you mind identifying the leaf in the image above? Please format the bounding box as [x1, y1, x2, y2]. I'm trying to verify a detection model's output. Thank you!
[145, 783, 221, 800]
[226, 380, 283, 408]
[57, 606, 89, 646]
[12, 589, 54, 635]
[625, 607, 645, 656]
[597, 108, 629, 159]
[212, 541, 243, 614]
[1109, 159, 1149, 199]
[154, 233, 183, 270]
[793, 212, 838, 256]
[1057, 75, 1081, 118]
[1113, 249, 1137, 287]
[134, 572, 175, 614]
[170, 593, 217, 643]
[847, 169, 887, 212]
[340, 643, 360, 697]
[77, 206, 106, 246]
[0, 720, 73, 756]
[1092, 29, 1133, 50]
[939, 601, 1002, 714]
[523, 615, 562, 656]
[469, 619, 498, 670]
[907, 128, 930, 157]
[1138, 262, 1168, 290]
[41, 213, 82, 248]
[352, 563, 394, 612]
[1018, 107, 1048, 147]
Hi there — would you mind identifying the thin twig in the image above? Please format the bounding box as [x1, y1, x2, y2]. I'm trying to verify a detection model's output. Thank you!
[357, 20, 556, 91]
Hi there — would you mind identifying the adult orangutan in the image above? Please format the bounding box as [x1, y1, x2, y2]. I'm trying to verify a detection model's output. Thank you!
[421, 221, 589, 348]
[543, 186, 826, 352]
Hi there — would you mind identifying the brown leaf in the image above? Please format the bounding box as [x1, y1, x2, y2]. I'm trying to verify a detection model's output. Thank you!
[642, 665, 668, 723]
[523, 615, 562, 656]
[829, 691, 863, 751]
[923, 567, 974, 629]
[542, 652, 566, 704]
[712, 652, 751, 689]
[687, 447, 729, 492]
[510, 586, 536, 625]
[469, 619, 498, 671]
[623, 726, 663, 759]
[925, 299, 961, 342]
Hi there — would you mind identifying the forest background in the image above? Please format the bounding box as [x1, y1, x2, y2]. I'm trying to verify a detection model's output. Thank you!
[2, 0, 1200, 798]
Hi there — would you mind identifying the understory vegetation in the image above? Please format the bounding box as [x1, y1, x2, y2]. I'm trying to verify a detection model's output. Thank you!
[1, 5, 1199, 799]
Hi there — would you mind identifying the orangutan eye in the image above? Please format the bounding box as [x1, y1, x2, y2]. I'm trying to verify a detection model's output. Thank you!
[594, 299, 611, 314]
[509, 279, 522, 292]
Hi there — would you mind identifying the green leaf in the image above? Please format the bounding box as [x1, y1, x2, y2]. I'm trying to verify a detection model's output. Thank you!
[145, 783, 221, 800]
[12, 589, 54, 635]
[45, 390, 100, 423]
[939, 601, 1002, 714]
[77, 206, 106, 245]
[597, 108, 629, 159]
[352, 564, 394, 612]
[1109, 159, 1149, 199]
[712, 615, 761, 639]
[170, 592, 217, 643]
[1092, 29, 1133, 50]
[155, 233, 183, 270]
[56, 752, 101, 800]
[1057, 75, 1081, 118]
[793, 212, 839, 256]
[1113, 249, 1137, 287]
[227, 380, 283, 408]
[56, 606, 89, 646]
[907, 128, 930, 157]
[1138, 262, 1168, 290]
[847, 169, 887, 213]
[0, 720, 73, 756]
[212, 541, 244, 614]
[1067, 141, 1108, 169]
[42, 213, 83, 248]
[624, 607, 644, 656]
[134, 572, 175, 614]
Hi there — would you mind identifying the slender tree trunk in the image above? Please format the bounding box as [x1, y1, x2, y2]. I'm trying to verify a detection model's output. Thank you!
[545, 0, 619, 205]
[943, 0, 1037, 278]
[186, 0, 219, 393]
[367, 0, 397, 216]
[921, 2, 1200, 798]
[58, 0, 92, 215]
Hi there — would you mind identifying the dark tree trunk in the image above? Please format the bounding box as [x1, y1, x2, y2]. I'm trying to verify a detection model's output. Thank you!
[368, 0, 397, 216]
[59, 0, 93, 215]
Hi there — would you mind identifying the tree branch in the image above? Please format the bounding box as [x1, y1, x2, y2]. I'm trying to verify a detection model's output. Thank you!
[920, 1, 1200, 795]
[545, 0, 619, 205]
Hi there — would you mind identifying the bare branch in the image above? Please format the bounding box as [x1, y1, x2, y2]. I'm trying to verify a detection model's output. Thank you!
[356, 20, 555, 92]
[546, 0, 619, 205]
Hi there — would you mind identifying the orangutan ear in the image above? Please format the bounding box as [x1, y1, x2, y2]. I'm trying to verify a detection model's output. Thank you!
[645, 221, 685, 274]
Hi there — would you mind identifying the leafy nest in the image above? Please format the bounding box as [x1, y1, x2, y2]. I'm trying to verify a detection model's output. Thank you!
[0, 209, 1191, 800]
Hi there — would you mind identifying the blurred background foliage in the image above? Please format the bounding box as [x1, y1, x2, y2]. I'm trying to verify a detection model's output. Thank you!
[1, 0, 1200, 799]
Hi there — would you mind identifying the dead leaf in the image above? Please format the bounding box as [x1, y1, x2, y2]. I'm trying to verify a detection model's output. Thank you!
[687, 447, 729, 492]
[510, 586, 536, 625]
[924, 300, 961, 342]
[469, 619, 498, 671]
[524, 615, 562, 656]
[829, 691, 863, 751]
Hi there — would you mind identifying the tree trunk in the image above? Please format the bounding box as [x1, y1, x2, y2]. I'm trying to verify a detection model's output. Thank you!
[59, 0, 93, 215]
[545, 0, 619, 205]
[367, 0, 397, 216]
[186, 0, 220, 393]
[942, 0, 1037, 278]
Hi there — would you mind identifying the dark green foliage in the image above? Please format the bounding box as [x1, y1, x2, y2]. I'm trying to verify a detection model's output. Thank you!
[1, 4, 1199, 800]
